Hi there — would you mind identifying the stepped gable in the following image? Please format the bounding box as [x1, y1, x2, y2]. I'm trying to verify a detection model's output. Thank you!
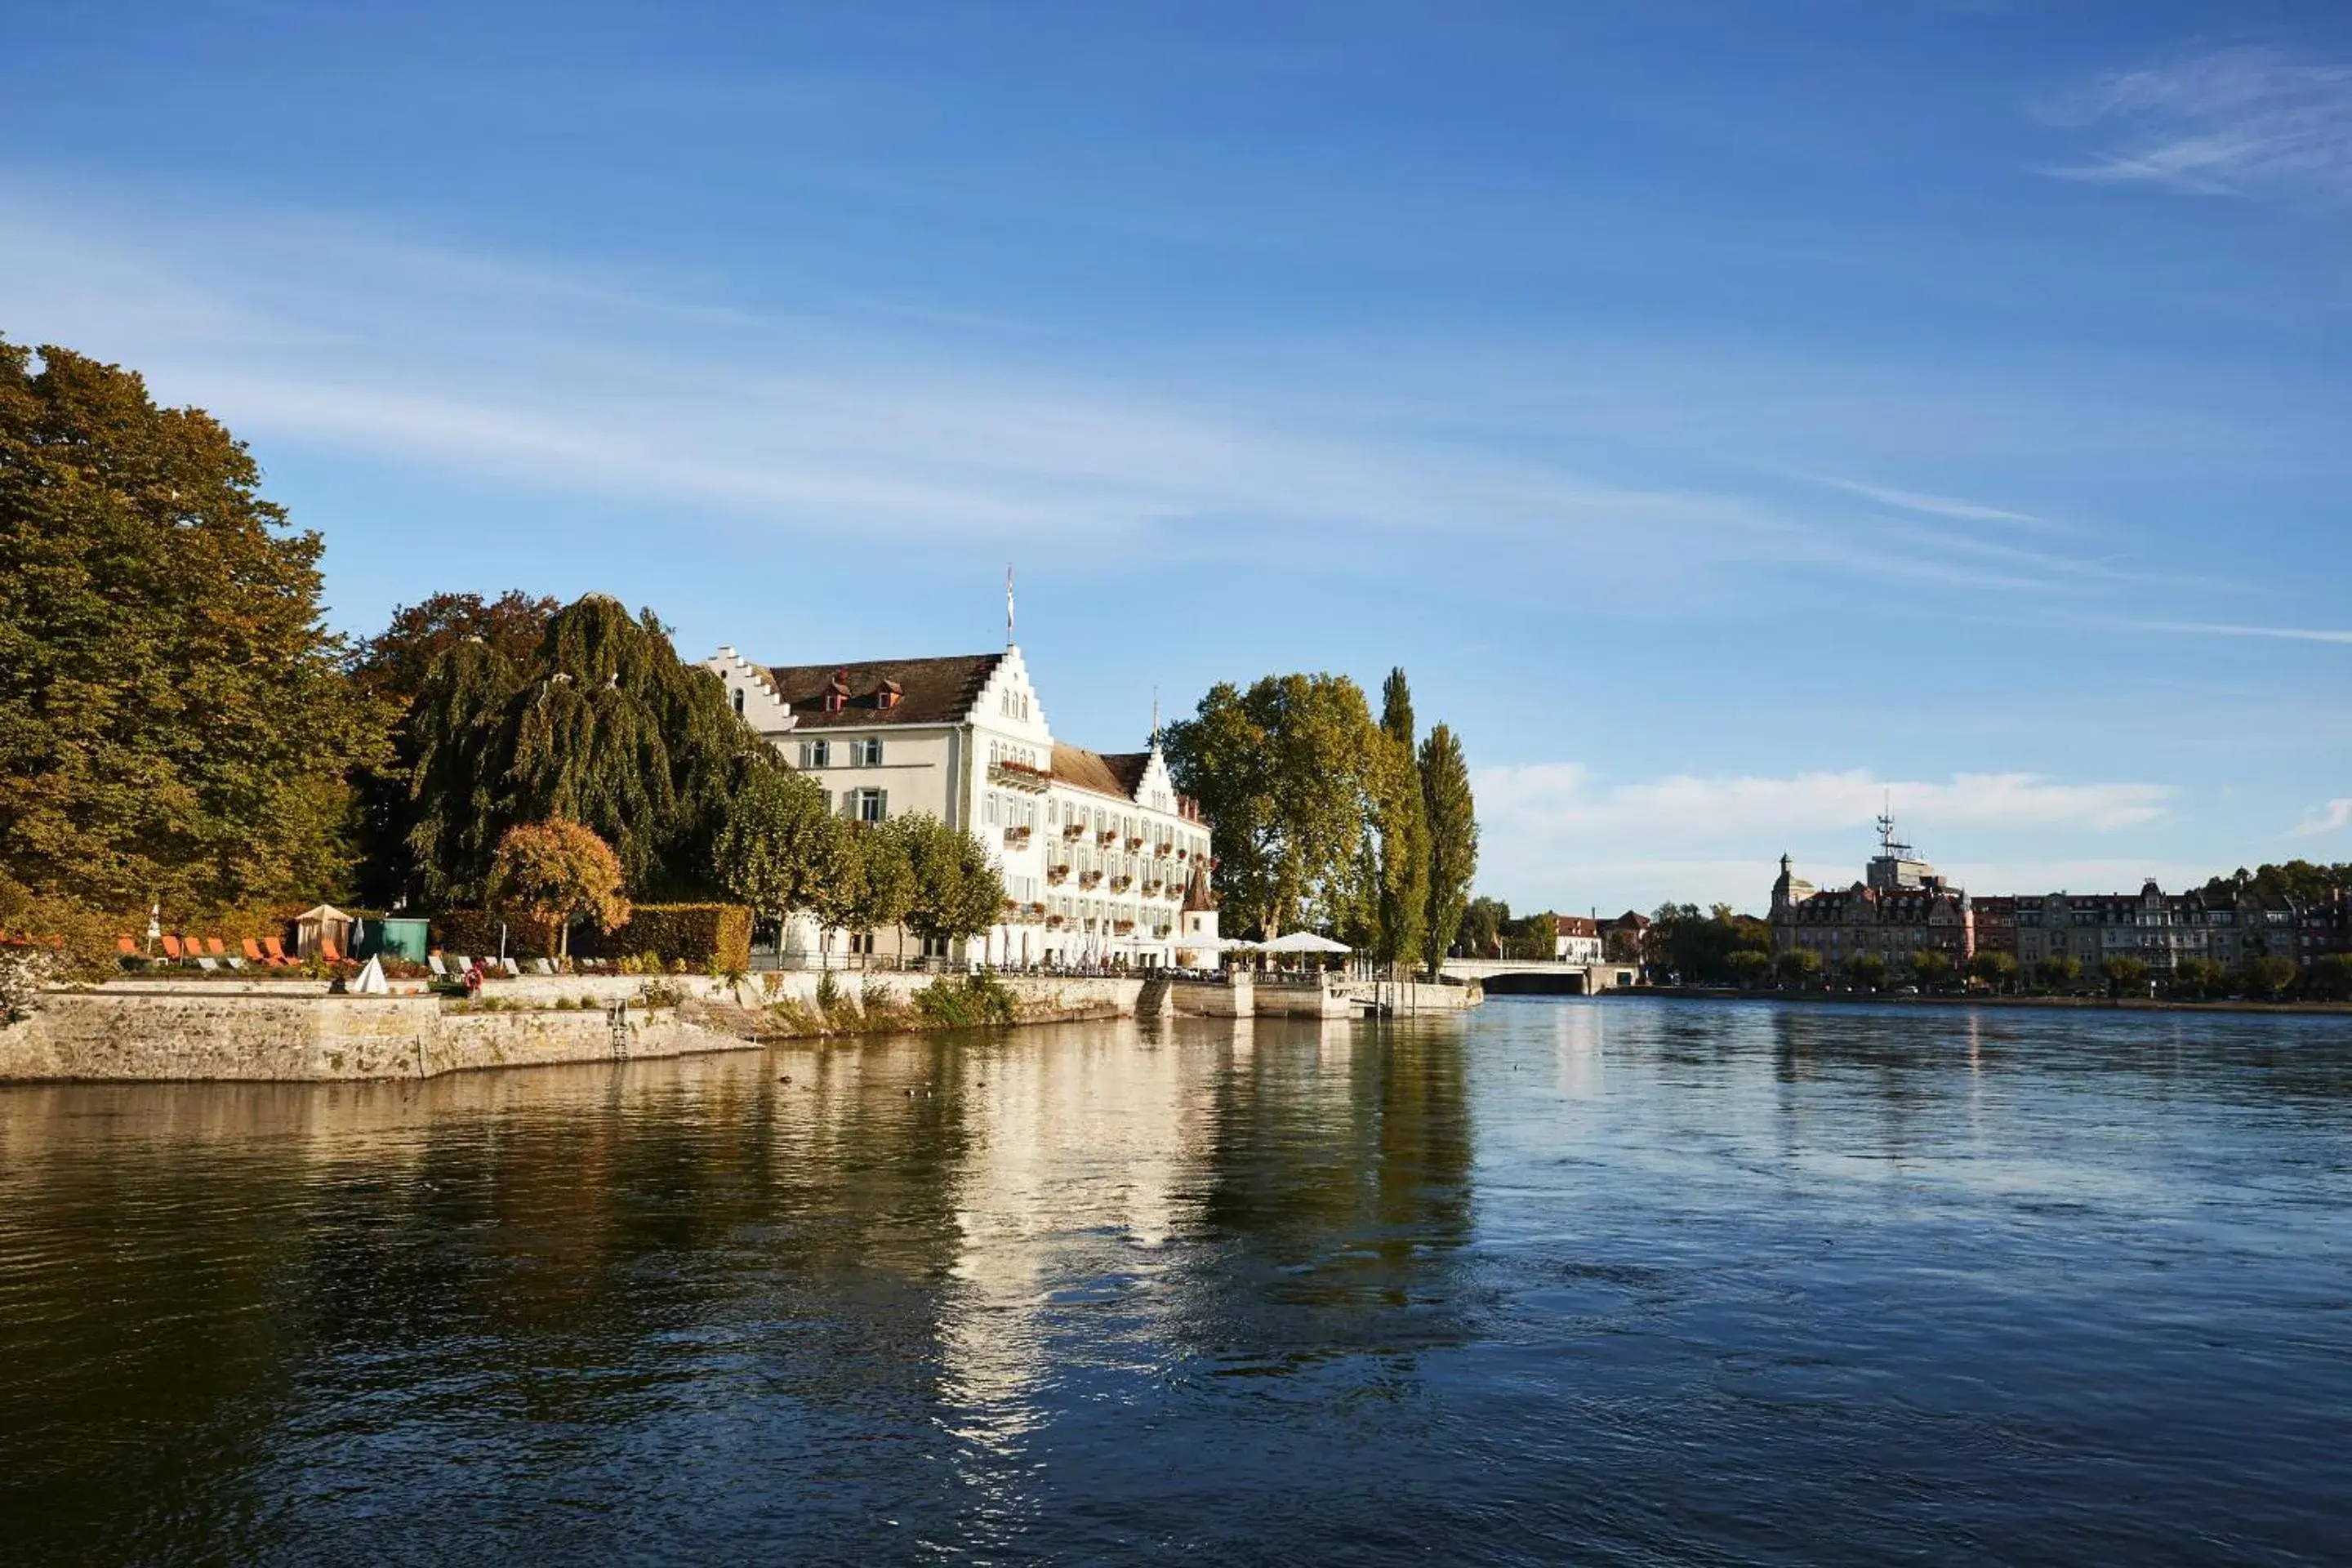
[763, 653, 1002, 728]
[1050, 742, 1149, 800]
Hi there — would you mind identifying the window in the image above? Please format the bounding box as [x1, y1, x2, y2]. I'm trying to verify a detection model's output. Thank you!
[848, 787, 888, 823]
[732, 688, 745, 717]
[850, 738, 883, 767]
[799, 740, 831, 769]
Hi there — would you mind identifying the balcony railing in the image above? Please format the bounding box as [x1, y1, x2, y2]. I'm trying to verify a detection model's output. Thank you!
[989, 760, 1052, 793]
[1047, 865, 1071, 884]
[1003, 825, 1033, 847]
[1079, 871, 1103, 889]
[1125, 835, 1145, 851]
[1110, 875, 1134, 892]
[1062, 823, 1088, 841]
[1097, 830, 1118, 847]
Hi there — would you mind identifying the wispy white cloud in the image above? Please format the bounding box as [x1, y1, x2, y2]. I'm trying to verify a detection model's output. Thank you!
[1808, 474, 2050, 528]
[2292, 798, 2352, 837]
[2142, 621, 2352, 645]
[0, 176, 2161, 601]
[1477, 764, 2172, 843]
[2049, 47, 2352, 200]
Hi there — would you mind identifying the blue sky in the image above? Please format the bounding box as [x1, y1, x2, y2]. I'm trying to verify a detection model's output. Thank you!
[9, 2, 2350, 914]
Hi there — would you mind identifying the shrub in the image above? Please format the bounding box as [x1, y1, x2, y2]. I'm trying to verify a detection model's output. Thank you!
[578, 905, 751, 972]
[636, 979, 687, 1010]
[768, 998, 820, 1036]
[913, 973, 1020, 1028]
[431, 909, 561, 960]
[814, 970, 845, 1018]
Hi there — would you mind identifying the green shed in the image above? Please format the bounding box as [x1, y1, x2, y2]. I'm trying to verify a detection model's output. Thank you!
[354, 917, 430, 963]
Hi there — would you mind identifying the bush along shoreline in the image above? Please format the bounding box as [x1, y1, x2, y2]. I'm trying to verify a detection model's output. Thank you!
[719, 972, 1106, 1041]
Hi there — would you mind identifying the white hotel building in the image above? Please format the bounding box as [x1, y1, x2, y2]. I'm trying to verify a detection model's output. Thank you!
[706, 642, 1218, 969]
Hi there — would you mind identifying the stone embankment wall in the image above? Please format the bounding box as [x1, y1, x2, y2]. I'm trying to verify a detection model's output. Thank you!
[0, 992, 755, 1081]
[0, 973, 1154, 1083]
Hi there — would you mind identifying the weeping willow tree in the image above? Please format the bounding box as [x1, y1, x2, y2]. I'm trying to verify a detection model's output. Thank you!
[394, 595, 781, 904]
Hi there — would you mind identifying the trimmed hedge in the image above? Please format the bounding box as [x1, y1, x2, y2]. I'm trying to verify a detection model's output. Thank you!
[430, 904, 751, 969]
[430, 909, 561, 958]
[585, 904, 752, 971]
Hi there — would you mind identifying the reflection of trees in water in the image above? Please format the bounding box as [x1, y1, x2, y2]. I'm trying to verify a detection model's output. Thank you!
[1187, 1018, 1476, 1361]
[0, 1048, 991, 1559]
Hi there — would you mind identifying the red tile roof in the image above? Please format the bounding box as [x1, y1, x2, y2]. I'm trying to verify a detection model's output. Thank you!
[1050, 742, 1150, 801]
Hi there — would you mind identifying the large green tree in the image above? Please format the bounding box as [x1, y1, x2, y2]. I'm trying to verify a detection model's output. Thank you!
[897, 814, 1008, 954]
[395, 594, 781, 904]
[1164, 673, 1383, 939]
[1646, 902, 1766, 983]
[712, 769, 852, 956]
[348, 590, 556, 904]
[1417, 723, 1479, 974]
[0, 341, 384, 912]
[350, 590, 556, 703]
[849, 817, 920, 963]
[2200, 861, 2352, 906]
[1459, 896, 1509, 959]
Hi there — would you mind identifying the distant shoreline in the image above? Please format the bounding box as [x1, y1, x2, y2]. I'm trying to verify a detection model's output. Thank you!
[1624, 987, 2352, 1018]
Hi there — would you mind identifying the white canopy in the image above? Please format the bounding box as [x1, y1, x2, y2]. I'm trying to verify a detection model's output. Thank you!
[1258, 930, 1351, 955]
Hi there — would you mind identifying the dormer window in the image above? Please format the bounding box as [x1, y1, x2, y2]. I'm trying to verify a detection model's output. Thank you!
[822, 667, 849, 715]
[878, 677, 902, 711]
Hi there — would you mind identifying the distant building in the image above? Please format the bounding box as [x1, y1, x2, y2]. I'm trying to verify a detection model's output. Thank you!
[1598, 911, 1649, 965]
[2012, 882, 2343, 978]
[1971, 895, 2017, 962]
[1769, 817, 1974, 975]
[1553, 915, 1604, 965]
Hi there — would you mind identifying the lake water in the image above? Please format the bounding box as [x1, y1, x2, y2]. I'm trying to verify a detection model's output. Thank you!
[2, 998, 2348, 1565]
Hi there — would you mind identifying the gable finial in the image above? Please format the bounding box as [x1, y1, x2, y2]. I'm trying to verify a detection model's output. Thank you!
[1005, 564, 1015, 645]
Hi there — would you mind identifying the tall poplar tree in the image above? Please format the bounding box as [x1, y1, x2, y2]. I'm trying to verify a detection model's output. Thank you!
[1371, 667, 1430, 970]
[0, 340, 382, 912]
[1418, 723, 1479, 975]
